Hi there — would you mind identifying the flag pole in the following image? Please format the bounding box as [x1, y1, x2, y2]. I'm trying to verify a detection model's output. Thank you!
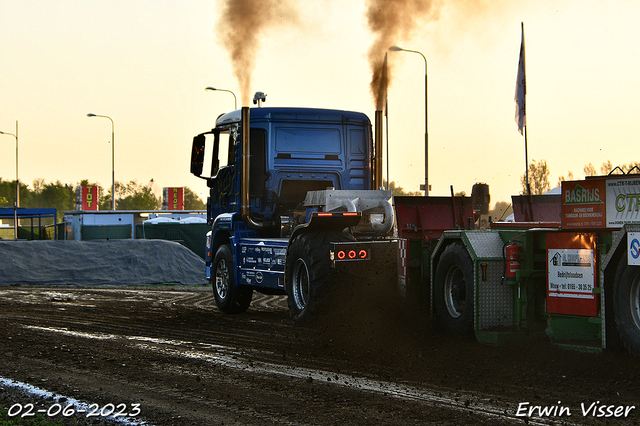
[525, 125, 530, 196]
[522, 22, 529, 196]
[515, 22, 528, 195]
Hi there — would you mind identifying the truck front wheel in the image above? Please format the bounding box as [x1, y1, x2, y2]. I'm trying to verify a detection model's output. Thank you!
[434, 242, 475, 335]
[614, 253, 640, 356]
[212, 244, 252, 314]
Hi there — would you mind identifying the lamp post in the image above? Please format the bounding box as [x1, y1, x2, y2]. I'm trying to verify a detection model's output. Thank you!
[0, 121, 18, 238]
[389, 45, 429, 196]
[205, 87, 238, 110]
[87, 114, 115, 210]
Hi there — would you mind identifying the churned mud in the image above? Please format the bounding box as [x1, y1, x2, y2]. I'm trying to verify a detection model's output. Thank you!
[1, 287, 639, 425]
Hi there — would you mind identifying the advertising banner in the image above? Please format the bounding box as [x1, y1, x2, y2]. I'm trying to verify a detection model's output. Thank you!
[561, 176, 640, 229]
[561, 179, 606, 228]
[76, 185, 99, 210]
[606, 177, 640, 227]
[163, 187, 184, 210]
[546, 232, 598, 317]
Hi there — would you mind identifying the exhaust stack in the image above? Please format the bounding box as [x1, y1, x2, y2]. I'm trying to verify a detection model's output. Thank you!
[241, 106, 272, 230]
[373, 110, 383, 190]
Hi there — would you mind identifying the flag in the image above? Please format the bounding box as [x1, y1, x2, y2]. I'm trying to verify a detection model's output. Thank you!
[514, 22, 526, 135]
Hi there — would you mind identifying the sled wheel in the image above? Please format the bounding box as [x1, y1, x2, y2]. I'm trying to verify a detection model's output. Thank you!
[614, 252, 640, 357]
[434, 243, 475, 335]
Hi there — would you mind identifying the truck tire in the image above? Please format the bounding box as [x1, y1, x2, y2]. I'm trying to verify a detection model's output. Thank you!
[434, 242, 475, 335]
[212, 244, 252, 314]
[285, 231, 354, 325]
[613, 253, 640, 357]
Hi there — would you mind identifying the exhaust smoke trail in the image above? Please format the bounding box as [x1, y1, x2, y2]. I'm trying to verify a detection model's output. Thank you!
[217, 0, 298, 106]
[366, 0, 441, 109]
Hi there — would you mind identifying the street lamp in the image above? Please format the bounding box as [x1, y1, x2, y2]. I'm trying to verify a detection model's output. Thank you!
[205, 87, 238, 110]
[389, 45, 429, 196]
[0, 122, 19, 238]
[87, 114, 115, 210]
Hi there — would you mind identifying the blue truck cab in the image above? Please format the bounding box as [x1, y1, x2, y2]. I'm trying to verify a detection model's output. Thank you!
[191, 105, 393, 322]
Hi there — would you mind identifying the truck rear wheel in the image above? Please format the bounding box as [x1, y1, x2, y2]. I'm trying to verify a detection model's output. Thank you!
[434, 242, 474, 335]
[614, 253, 640, 356]
[212, 244, 252, 314]
[285, 231, 354, 325]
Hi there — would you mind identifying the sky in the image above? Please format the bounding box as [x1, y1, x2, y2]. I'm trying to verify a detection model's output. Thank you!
[1, 0, 639, 208]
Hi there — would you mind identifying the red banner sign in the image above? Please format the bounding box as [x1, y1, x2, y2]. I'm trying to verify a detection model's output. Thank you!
[546, 232, 598, 317]
[80, 185, 99, 210]
[163, 187, 184, 210]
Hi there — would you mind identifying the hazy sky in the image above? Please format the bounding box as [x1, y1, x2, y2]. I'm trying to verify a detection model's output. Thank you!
[1, 0, 639, 207]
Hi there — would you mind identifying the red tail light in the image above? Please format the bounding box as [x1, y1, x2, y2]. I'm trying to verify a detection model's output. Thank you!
[334, 247, 370, 261]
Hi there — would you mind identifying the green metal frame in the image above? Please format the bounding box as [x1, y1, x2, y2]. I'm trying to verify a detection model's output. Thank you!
[432, 227, 614, 351]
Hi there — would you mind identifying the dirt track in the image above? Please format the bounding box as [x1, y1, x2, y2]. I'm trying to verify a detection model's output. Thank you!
[1, 287, 640, 425]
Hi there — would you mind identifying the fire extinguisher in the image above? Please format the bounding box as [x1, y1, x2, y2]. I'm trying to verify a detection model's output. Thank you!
[505, 243, 521, 282]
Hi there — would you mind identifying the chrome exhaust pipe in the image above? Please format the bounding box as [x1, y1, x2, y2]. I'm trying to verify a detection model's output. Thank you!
[374, 110, 383, 190]
[240, 106, 271, 230]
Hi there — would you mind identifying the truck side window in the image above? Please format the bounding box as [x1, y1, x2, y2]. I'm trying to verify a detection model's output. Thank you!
[208, 130, 235, 177]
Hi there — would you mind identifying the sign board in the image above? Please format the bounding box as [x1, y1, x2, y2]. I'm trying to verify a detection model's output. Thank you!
[562, 176, 640, 229]
[163, 187, 184, 210]
[76, 185, 99, 211]
[629, 232, 640, 266]
[606, 177, 640, 227]
[546, 232, 598, 317]
[561, 179, 606, 228]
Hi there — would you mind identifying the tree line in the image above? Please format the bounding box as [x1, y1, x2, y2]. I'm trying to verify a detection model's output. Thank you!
[0, 178, 205, 221]
[9, 165, 632, 225]
[521, 160, 640, 196]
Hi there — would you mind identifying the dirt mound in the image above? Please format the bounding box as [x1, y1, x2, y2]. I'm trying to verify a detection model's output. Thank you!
[0, 240, 208, 286]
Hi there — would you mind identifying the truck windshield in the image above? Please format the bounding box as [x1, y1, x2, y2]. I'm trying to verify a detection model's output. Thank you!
[275, 128, 341, 154]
